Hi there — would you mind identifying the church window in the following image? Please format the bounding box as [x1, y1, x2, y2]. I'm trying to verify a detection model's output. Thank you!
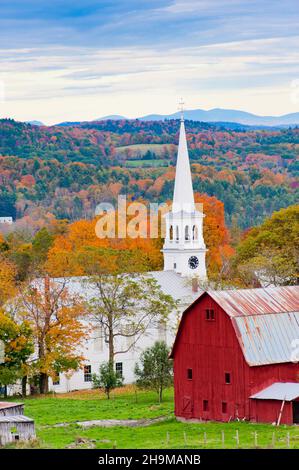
[192, 225, 198, 240]
[185, 225, 190, 240]
[169, 225, 173, 240]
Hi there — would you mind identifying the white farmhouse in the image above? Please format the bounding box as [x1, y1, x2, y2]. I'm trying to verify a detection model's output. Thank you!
[7, 112, 207, 395]
[0, 217, 13, 225]
[46, 111, 207, 393]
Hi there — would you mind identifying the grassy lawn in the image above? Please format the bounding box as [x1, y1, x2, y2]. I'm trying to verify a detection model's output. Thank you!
[6, 387, 299, 449]
[116, 143, 176, 156]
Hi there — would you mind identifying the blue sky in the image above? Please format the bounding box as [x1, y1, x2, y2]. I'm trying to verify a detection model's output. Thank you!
[0, 0, 299, 123]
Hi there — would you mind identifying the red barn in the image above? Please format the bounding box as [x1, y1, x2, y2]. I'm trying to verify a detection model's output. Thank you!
[170, 286, 299, 425]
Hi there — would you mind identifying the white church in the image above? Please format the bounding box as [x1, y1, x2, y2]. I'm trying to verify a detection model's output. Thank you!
[33, 113, 207, 394]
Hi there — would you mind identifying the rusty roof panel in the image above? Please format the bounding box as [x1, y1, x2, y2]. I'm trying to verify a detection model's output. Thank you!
[209, 286, 299, 317]
[232, 311, 299, 366]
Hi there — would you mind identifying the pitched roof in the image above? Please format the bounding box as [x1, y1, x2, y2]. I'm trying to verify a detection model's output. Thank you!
[170, 286, 299, 366]
[208, 286, 299, 317]
[0, 402, 23, 410]
[44, 271, 199, 304]
[250, 382, 299, 401]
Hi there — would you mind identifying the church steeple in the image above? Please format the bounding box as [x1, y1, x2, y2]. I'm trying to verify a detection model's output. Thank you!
[162, 102, 207, 278]
[172, 105, 195, 212]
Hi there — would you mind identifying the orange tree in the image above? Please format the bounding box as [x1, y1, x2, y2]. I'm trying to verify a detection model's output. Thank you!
[16, 277, 88, 394]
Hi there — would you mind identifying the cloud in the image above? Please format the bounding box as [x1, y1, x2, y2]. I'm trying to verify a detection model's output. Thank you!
[0, 1, 298, 121]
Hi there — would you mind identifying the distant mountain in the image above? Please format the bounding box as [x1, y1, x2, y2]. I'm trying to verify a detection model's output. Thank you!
[34, 108, 299, 128]
[95, 114, 126, 121]
[26, 120, 44, 126]
[139, 108, 299, 126]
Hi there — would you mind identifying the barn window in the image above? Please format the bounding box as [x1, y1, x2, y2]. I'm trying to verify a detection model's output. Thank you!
[84, 365, 92, 382]
[115, 362, 123, 378]
[203, 400, 209, 412]
[205, 309, 215, 321]
[225, 372, 231, 384]
[222, 402, 227, 413]
[187, 368, 193, 380]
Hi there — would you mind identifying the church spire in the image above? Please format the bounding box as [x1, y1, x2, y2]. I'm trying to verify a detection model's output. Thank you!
[172, 100, 195, 212]
[162, 100, 207, 278]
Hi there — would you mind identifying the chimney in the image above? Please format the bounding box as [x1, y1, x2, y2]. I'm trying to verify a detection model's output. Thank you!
[192, 277, 199, 293]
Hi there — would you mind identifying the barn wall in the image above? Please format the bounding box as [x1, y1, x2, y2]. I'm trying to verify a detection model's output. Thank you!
[173, 293, 299, 424]
[250, 400, 293, 425]
[173, 294, 249, 421]
[0, 422, 35, 446]
[0, 404, 24, 417]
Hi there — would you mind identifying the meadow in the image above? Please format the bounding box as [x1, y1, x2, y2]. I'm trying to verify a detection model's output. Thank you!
[5, 387, 299, 449]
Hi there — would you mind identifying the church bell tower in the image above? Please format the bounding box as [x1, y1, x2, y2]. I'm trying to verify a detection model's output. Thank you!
[162, 102, 207, 278]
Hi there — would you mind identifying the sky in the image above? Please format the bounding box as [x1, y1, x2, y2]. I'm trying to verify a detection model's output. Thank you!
[0, 0, 299, 124]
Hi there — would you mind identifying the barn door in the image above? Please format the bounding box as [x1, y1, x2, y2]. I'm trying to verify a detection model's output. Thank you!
[182, 395, 193, 418]
[293, 402, 299, 424]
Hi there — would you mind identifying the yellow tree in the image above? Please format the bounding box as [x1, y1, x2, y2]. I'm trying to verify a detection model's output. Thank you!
[16, 277, 88, 393]
[0, 255, 16, 307]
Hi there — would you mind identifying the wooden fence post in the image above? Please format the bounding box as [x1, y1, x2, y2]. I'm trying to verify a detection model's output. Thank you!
[183, 431, 187, 446]
[166, 432, 170, 445]
[235, 430, 239, 448]
[203, 432, 207, 447]
[221, 430, 225, 449]
[286, 432, 290, 449]
[254, 431, 258, 448]
[272, 432, 276, 448]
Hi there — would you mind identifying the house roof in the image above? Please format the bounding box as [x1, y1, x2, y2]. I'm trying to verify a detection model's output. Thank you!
[170, 286, 299, 366]
[250, 382, 299, 401]
[41, 271, 200, 304]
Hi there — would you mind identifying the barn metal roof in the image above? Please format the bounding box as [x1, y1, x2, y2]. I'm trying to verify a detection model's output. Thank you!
[233, 311, 299, 366]
[208, 286, 299, 317]
[0, 402, 23, 410]
[250, 382, 299, 401]
[170, 286, 299, 365]
[0, 415, 33, 423]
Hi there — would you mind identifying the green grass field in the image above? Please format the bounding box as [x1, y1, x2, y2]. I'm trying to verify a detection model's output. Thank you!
[116, 143, 176, 156]
[125, 159, 169, 168]
[5, 388, 299, 449]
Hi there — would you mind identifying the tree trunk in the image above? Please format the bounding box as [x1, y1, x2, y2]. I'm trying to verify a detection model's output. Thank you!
[4, 385, 7, 398]
[22, 375, 27, 397]
[108, 315, 114, 367]
[159, 385, 163, 403]
[39, 373, 49, 394]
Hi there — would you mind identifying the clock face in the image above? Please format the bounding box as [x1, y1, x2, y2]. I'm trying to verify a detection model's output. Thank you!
[188, 256, 199, 269]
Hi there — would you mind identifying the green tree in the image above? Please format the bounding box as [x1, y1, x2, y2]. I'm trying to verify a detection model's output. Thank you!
[235, 205, 299, 286]
[92, 362, 123, 399]
[0, 311, 33, 397]
[85, 270, 177, 367]
[134, 341, 173, 403]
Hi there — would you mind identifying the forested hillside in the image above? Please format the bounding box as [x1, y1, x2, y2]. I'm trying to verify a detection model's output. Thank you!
[0, 118, 298, 228]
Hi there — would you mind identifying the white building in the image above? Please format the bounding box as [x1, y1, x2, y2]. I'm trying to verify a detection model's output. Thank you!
[0, 217, 13, 225]
[8, 113, 207, 395]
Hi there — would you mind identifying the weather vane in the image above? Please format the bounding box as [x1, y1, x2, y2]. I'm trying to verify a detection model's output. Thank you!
[178, 98, 185, 121]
